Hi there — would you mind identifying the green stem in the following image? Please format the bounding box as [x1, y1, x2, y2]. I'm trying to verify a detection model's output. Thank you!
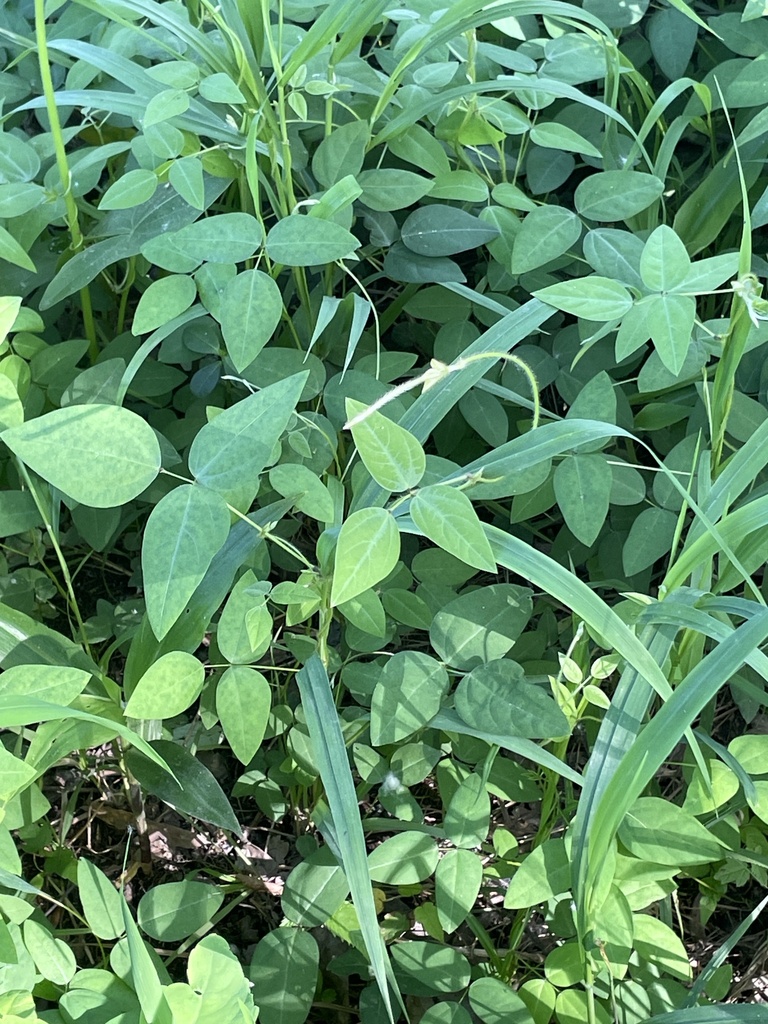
[33, 0, 97, 361]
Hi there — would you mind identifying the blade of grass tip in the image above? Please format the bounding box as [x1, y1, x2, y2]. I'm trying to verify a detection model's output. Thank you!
[710, 79, 754, 472]
[645, 1007, 768, 1023]
[584, 609, 768, 925]
[121, 894, 170, 1024]
[297, 654, 403, 1024]
[688, 419, 768, 546]
[570, 624, 677, 942]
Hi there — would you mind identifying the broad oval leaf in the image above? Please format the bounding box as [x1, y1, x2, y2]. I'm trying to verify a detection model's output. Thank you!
[553, 453, 612, 547]
[145, 211, 264, 270]
[454, 659, 570, 739]
[639, 224, 691, 292]
[220, 269, 283, 373]
[367, 832, 439, 884]
[430, 584, 533, 670]
[125, 651, 205, 719]
[346, 398, 426, 492]
[142, 484, 231, 641]
[249, 927, 319, 1024]
[131, 274, 197, 335]
[265, 216, 359, 266]
[533, 276, 633, 321]
[401, 205, 499, 256]
[188, 372, 308, 504]
[511, 204, 582, 274]
[411, 484, 497, 572]
[138, 880, 224, 941]
[357, 168, 433, 211]
[435, 848, 483, 933]
[216, 665, 271, 765]
[575, 170, 664, 221]
[370, 651, 449, 745]
[1, 405, 161, 508]
[330, 507, 400, 607]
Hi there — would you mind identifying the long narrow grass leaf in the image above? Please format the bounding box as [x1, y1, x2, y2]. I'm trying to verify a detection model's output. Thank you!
[297, 655, 401, 1023]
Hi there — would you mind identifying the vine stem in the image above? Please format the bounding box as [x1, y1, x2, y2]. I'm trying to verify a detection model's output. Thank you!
[33, 0, 97, 360]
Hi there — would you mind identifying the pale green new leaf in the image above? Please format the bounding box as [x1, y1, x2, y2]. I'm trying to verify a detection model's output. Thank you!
[142, 484, 231, 641]
[410, 485, 496, 572]
[346, 399, 426, 493]
[330, 508, 400, 606]
[1, 405, 161, 508]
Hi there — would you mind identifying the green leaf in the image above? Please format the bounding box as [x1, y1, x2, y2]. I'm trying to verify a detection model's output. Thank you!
[0, 664, 89, 705]
[23, 919, 76, 985]
[454, 659, 570, 740]
[142, 484, 231, 641]
[216, 666, 271, 764]
[144, 87, 190, 126]
[0, 134, 40, 183]
[634, 914, 692, 981]
[370, 651, 449, 745]
[504, 838, 571, 909]
[269, 463, 335, 523]
[312, 120, 369, 188]
[645, 292, 696, 375]
[575, 171, 665, 221]
[401, 205, 500, 256]
[185, 934, 257, 1024]
[511, 204, 582, 274]
[623, 507, 677, 575]
[138, 880, 224, 941]
[430, 584, 533, 670]
[1, 405, 161, 508]
[553, 454, 612, 547]
[125, 738, 242, 836]
[125, 651, 205, 719]
[168, 155, 205, 210]
[529, 122, 602, 157]
[265, 216, 359, 266]
[387, 124, 451, 177]
[220, 270, 283, 373]
[640, 225, 691, 291]
[435, 848, 483, 932]
[199, 72, 246, 103]
[330, 508, 400, 606]
[0, 225, 35, 272]
[411, 485, 497, 572]
[533, 276, 633, 320]
[99, 168, 158, 210]
[368, 832, 439, 884]
[249, 928, 319, 1024]
[132, 274, 197, 335]
[346, 398, 426, 492]
[469, 976, 534, 1024]
[217, 570, 272, 664]
[391, 941, 470, 994]
[77, 858, 125, 940]
[188, 372, 308, 505]
[617, 797, 726, 866]
[357, 168, 433, 211]
[444, 774, 490, 849]
[282, 846, 350, 928]
[143, 212, 263, 270]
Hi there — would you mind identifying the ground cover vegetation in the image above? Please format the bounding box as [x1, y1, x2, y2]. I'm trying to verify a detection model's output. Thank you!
[2, 0, 768, 1020]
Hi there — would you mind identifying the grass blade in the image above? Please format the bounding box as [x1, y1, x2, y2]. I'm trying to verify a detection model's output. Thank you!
[297, 654, 401, 1023]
